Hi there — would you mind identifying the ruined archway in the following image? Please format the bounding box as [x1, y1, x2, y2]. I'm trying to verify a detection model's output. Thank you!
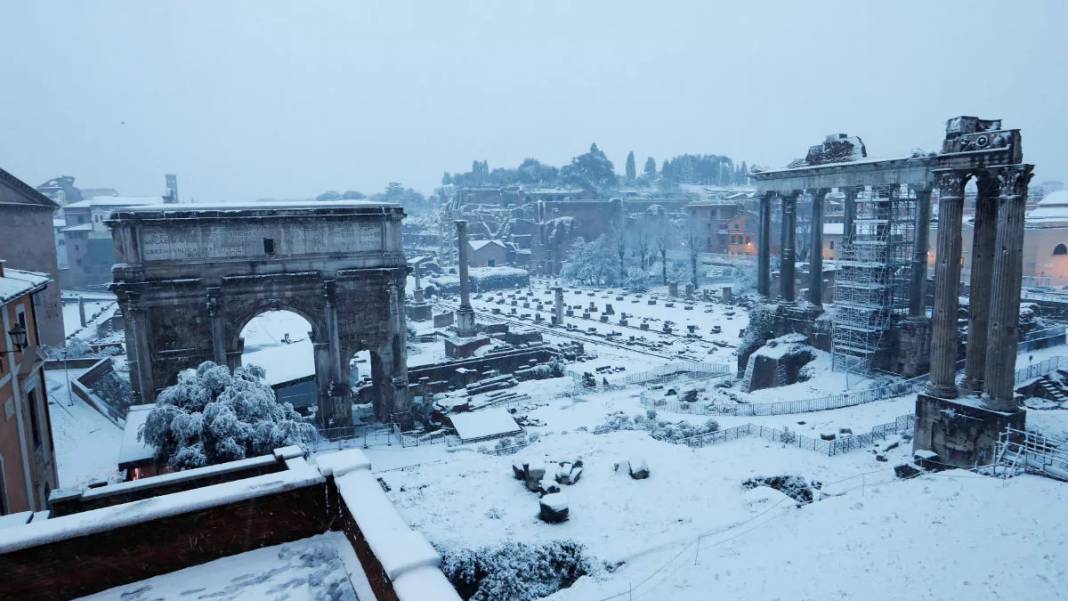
[108, 202, 411, 428]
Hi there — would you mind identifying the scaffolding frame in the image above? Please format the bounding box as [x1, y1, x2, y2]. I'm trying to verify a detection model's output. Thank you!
[831, 185, 916, 373]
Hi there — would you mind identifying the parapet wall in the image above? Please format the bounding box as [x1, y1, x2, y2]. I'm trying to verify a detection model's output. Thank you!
[0, 447, 460, 601]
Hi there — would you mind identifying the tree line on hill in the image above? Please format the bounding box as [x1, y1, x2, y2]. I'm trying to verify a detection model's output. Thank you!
[442, 144, 750, 193]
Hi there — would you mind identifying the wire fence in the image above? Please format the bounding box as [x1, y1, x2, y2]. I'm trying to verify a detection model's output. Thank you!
[675, 414, 916, 457]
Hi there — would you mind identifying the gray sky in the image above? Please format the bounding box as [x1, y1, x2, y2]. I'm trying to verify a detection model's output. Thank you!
[1, 1, 1065, 202]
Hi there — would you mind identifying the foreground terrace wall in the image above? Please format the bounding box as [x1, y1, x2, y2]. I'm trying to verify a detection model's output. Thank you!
[0, 447, 460, 601]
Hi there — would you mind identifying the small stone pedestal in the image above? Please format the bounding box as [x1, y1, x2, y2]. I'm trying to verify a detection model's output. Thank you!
[406, 302, 432, 322]
[913, 393, 1025, 469]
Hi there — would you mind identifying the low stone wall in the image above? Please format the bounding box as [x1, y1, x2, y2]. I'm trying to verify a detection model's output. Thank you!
[0, 447, 460, 601]
[409, 346, 559, 391]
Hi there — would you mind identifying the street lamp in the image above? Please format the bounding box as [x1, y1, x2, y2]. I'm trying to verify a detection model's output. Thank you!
[6, 323, 27, 353]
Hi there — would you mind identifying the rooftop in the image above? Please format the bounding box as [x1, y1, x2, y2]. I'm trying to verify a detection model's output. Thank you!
[0, 267, 50, 303]
[64, 196, 162, 209]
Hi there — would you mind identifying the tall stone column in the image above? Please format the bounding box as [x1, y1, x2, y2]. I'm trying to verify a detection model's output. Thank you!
[809, 189, 828, 307]
[206, 288, 227, 365]
[926, 171, 968, 399]
[780, 191, 798, 302]
[455, 220, 476, 337]
[843, 187, 859, 245]
[908, 186, 932, 318]
[757, 192, 771, 297]
[962, 176, 1000, 392]
[121, 293, 156, 403]
[983, 165, 1034, 410]
[553, 286, 565, 325]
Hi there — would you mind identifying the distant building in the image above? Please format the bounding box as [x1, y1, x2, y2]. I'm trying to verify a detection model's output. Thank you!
[0, 167, 64, 346]
[685, 203, 747, 254]
[60, 195, 160, 289]
[467, 239, 510, 267]
[0, 262, 59, 513]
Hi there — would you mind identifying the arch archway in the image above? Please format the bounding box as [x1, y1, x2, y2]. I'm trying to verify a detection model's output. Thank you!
[109, 202, 411, 428]
[1053, 243, 1067, 256]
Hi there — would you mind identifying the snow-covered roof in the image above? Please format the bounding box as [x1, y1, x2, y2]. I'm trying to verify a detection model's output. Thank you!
[243, 343, 315, 386]
[0, 268, 50, 303]
[468, 239, 507, 251]
[824, 223, 844, 236]
[450, 408, 522, 442]
[1027, 190, 1068, 225]
[60, 223, 92, 232]
[117, 200, 394, 213]
[118, 404, 156, 466]
[64, 196, 161, 208]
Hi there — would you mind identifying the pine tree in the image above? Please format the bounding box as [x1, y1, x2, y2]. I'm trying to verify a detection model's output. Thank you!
[643, 157, 656, 179]
[625, 151, 636, 181]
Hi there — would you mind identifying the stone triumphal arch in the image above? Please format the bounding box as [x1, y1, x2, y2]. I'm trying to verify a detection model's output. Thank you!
[108, 201, 410, 428]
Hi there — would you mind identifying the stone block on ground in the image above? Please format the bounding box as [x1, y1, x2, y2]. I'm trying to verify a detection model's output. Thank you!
[628, 457, 649, 480]
[526, 462, 547, 492]
[539, 492, 569, 523]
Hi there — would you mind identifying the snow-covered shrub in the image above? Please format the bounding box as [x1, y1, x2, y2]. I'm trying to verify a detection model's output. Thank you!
[779, 426, 797, 445]
[742, 474, 817, 505]
[141, 361, 317, 470]
[439, 540, 592, 601]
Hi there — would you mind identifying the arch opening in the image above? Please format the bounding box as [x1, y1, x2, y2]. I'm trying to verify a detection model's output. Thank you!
[1053, 243, 1067, 256]
[239, 310, 317, 417]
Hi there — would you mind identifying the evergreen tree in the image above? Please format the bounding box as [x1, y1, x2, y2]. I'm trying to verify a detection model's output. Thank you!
[625, 151, 636, 181]
[643, 157, 657, 179]
[560, 143, 617, 192]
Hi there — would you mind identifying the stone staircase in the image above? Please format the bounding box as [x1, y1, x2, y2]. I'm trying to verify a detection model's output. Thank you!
[1037, 375, 1068, 404]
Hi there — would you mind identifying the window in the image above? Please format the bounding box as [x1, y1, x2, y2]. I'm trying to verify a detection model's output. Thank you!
[488, 259, 496, 267]
[263, 238, 275, 255]
[28, 389, 41, 448]
[1054, 244, 1067, 256]
[830, 240, 835, 250]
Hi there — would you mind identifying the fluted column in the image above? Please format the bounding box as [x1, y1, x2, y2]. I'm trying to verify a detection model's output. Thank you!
[809, 189, 828, 307]
[926, 171, 968, 399]
[908, 186, 932, 317]
[455, 220, 476, 336]
[962, 175, 1000, 392]
[983, 165, 1034, 410]
[780, 191, 798, 302]
[757, 192, 771, 297]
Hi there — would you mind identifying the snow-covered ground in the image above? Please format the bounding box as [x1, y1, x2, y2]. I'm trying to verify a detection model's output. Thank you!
[61, 295, 118, 342]
[77, 532, 370, 601]
[45, 367, 123, 488]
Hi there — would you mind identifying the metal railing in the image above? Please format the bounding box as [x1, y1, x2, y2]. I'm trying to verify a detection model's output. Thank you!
[675, 414, 915, 457]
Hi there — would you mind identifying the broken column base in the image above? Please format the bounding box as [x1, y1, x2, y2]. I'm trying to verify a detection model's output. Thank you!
[455, 306, 477, 337]
[406, 302, 433, 322]
[913, 393, 1025, 469]
[445, 335, 491, 359]
[890, 316, 930, 377]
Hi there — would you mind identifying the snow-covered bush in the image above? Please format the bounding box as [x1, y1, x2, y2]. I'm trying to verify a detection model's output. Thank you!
[742, 474, 818, 505]
[141, 361, 316, 470]
[439, 540, 592, 601]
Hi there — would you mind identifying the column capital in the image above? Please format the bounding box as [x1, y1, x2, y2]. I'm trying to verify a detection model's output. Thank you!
[934, 170, 969, 197]
[991, 164, 1035, 197]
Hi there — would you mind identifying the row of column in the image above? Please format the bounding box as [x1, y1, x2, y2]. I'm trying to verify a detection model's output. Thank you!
[926, 165, 1034, 410]
[757, 186, 930, 313]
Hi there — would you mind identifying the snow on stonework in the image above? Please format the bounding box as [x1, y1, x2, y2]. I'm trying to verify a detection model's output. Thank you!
[76, 533, 361, 601]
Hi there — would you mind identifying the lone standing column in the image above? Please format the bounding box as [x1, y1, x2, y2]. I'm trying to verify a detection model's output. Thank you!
[983, 165, 1034, 410]
[780, 191, 798, 302]
[809, 189, 828, 307]
[455, 220, 476, 337]
[757, 192, 772, 297]
[962, 175, 1000, 392]
[908, 186, 933, 318]
[553, 286, 565, 325]
[926, 171, 967, 399]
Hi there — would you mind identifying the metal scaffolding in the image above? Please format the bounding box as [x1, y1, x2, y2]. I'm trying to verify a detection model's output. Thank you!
[832, 185, 916, 373]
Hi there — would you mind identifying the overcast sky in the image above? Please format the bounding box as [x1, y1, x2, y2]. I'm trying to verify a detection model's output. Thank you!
[1, 1, 1065, 202]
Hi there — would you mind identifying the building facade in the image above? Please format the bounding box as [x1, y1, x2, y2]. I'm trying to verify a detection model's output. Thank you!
[0, 167, 64, 346]
[0, 263, 59, 514]
[60, 196, 160, 289]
